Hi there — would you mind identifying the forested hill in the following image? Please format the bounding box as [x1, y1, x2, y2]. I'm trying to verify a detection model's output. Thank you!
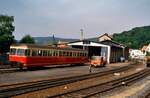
[112, 26, 150, 49]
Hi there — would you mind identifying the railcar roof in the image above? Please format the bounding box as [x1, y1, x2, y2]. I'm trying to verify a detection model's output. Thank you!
[10, 44, 87, 52]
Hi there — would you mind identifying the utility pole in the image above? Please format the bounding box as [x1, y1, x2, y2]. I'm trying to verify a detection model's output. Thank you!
[80, 29, 85, 50]
[80, 29, 84, 41]
[52, 34, 56, 46]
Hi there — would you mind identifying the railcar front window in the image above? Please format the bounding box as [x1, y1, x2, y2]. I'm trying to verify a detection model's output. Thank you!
[17, 49, 25, 56]
[10, 48, 16, 55]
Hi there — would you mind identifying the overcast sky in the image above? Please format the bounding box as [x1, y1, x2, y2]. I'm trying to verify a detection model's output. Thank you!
[0, 0, 150, 40]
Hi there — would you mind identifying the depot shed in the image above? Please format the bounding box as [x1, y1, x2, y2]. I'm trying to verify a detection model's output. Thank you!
[100, 40, 126, 63]
[67, 39, 128, 64]
[68, 40, 111, 64]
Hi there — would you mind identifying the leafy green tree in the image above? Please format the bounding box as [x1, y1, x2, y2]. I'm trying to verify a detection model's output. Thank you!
[113, 26, 150, 49]
[20, 35, 35, 44]
[0, 15, 15, 53]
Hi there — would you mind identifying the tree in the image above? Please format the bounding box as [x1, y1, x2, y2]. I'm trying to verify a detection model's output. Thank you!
[20, 35, 35, 44]
[113, 26, 150, 49]
[0, 15, 15, 53]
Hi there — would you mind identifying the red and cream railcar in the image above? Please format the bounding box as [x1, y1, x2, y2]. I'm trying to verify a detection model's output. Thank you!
[9, 44, 88, 69]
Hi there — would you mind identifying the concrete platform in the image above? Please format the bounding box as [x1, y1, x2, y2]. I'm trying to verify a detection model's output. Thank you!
[0, 62, 130, 85]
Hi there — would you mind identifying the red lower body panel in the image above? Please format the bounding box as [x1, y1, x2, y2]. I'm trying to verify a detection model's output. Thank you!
[9, 55, 88, 67]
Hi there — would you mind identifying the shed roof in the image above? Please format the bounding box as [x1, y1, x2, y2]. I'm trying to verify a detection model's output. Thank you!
[99, 40, 124, 48]
[68, 40, 124, 48]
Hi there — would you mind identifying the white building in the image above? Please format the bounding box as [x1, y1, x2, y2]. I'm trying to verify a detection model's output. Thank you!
[129, 49, 144, 59]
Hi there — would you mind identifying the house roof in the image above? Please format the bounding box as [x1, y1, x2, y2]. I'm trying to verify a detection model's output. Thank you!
[141, 45, 148, 52]
[98, 33, 112, 40]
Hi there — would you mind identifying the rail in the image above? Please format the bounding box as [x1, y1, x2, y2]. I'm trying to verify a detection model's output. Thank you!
[0, 63, 135, 97]
[50, 68, 150, 98]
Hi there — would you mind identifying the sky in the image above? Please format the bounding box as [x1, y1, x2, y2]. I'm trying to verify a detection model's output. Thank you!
[0, 0, 150, 40]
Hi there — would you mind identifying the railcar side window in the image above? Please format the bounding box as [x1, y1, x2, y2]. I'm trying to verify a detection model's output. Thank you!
[63, 51, 66, 56]
[10, 48, 16, 55]
[70, 52, 72, 57]
[43, 50, 47, 56]
[67, 52, 69, 56]
[51, 50, 54, 56]
[52, 50, 56, 56]
[38, 50, 43, 56]
[53, 51, 55, 56]
[76, 52, 78, 57]
[17, 49, 25, 56]
[80, 53, 82, 56]
[78, 52, 80, 56]
[68, 52, 70, 56]
[59, 51, 62, 56]
[55, 51, 58, 56]
[83, 53, 85, 56]
[25, 49, 30, 56]
[84, 53, 86, 56]
[53, 50, 56, 56]
[74, 52, 77, 57]
[48, 50, 52, 56]
[73, 52, 76, 57]
[85, 53, 88, 56]
[32, 50, 37, 56]
[81, 53, 83, 56]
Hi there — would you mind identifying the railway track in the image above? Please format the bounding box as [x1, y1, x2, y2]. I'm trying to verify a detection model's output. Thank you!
[143, 91, 150, 98]
[0, 64, 136, 98]
[50, 68, 150, 98]
[0, 68, 19, 74]
[144, 93, 150, 98]
[0, 64, 86, 74]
